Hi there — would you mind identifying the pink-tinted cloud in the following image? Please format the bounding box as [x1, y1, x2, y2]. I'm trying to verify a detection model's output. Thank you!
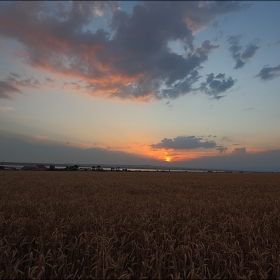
[0, 81, 22, 100]
[0, 1, 247, 101]
[45, 77, 58, 89]
[0, 72, 44, 99]
[6, 75, 42, 89]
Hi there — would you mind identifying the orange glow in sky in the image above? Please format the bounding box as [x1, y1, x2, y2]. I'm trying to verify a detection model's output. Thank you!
[165, 156, 171, 162]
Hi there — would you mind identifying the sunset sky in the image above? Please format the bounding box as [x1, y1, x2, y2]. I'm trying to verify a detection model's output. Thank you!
[0, 1, 280, 171]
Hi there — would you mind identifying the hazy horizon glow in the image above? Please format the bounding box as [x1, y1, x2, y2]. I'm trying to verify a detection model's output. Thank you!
[0, 1, 280, 171]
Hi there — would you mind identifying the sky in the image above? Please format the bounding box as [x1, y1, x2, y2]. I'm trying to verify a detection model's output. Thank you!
[0, 1, 280, 172]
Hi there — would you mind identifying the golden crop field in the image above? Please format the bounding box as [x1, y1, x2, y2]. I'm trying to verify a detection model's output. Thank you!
[1, 171, 280, 279]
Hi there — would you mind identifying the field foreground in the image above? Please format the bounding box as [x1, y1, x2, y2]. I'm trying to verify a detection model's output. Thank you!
[1, 171, 280, 279]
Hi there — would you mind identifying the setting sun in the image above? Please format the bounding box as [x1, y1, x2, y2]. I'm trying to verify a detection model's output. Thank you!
[165, 156, 171, 162]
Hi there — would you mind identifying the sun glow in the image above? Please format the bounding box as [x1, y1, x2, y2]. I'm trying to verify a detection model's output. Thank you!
[165, 156, 171, 162]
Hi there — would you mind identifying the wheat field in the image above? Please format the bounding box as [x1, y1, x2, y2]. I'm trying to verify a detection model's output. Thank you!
[1, 171, 280, 279]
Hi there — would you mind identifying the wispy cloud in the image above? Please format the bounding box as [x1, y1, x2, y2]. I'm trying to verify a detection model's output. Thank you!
[232, 147, 246, 154]
[45, 77, 58, 89]
[227, 35, 260, 69]
[0, 72, 45, 100]
[6, 74, 42, 89]
[256, 65, 280, 81]
[0, 81, 22, 100]
[221, 136, 233, 142]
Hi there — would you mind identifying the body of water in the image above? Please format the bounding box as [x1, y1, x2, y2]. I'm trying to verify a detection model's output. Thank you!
[2, 164, 212, 172]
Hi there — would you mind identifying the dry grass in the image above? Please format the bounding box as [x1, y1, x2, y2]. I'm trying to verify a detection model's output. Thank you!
[1, 171, 280, 279]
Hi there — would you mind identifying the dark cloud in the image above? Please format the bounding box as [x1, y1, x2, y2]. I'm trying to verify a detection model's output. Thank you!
[255, 65, 280, 81]
[172, 149, 280, 172]
[1, 130, 279, 172]
[162, 1, 249, 33]
[227, 36, 260, 69]
[150, 136, 218, 150]
[0, 130, 162, 166]
[241, 44, 259, 60]
[221, 136, 232, 142]
[234, 58, 245, 69]
[216, 146, 227, 154]
[212, 20, 219, 29]
[0, 81, 22, 100]
[233, 147, 246, 154]
[9, 72, 21, 78]
[0, 1, 246, 102]
[159, 70, 201, 100]
[0, 73, 45, 99]
[199, 73, 236, 99]
[227, 35, 241, 45]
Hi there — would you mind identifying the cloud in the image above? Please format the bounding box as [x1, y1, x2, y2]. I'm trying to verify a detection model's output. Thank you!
[45, 77, 58, 88]
[170, 1, 249, 33]
[0, 1, 246, 102]
[0, 130, 162, 166]
[232, 147, 246, 154]
[227, 36, 260, 69]
[0, 81, 22, 100]
[255, 65, 280, 81]
[221, 136, 232, 142]
[62, 81, 87, 92]
[150, 136, 218, 150]
[5, 72, 42, 89]
[0, 72, 47, 100]
[0, 106, 15, 112]
[216, 146, 227, 153]
[9, 72, 21, 78]
[172, 149, 280, 172]
[241, 44, 259, 60]
[1, 130, 279, 172]
[199, 73, 236, 99]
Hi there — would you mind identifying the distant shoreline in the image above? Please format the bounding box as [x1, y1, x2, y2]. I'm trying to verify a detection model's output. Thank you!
[0, 161, 274, 173]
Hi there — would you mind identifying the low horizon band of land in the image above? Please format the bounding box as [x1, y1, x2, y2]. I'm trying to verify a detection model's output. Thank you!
[1, 171, 280, 279]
